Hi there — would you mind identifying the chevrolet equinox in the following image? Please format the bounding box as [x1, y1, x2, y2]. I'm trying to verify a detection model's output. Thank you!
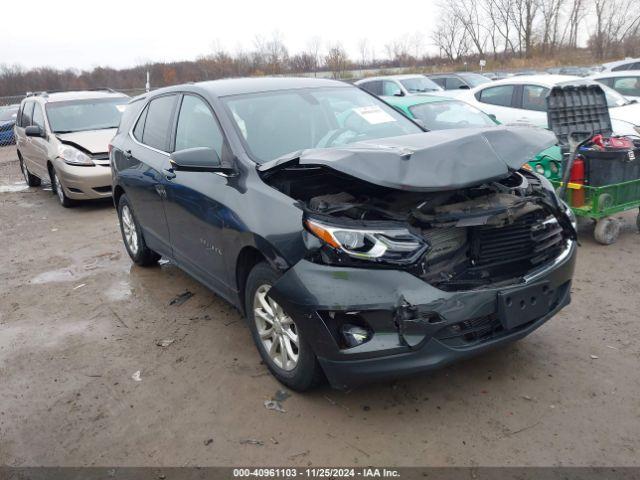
[110, 78, 577, 390]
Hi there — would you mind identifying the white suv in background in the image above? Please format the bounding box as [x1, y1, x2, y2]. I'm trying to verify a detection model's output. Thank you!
[453, 75, 640, 137]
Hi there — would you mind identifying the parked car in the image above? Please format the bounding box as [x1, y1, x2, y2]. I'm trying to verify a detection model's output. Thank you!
[427, 72, 492, 90]
[15, 90, 129, 206]
[110, 77, 577, 390]
[355, 74, 442, 97]
[600, 58, 640, 72]
[0, 105, 19, 146]
[455, 75, 640, 136]
[483, 71, 512, 81]
[384, 94, 565, 180]
[589, 71, 640, 101]
[384, 94, 498, 130]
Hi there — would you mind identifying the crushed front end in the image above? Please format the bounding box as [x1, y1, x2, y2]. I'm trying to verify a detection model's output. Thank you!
[262, 129, 578, 388]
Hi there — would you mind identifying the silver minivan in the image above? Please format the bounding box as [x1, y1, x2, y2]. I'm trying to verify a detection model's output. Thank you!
[15, 90, 129, 207]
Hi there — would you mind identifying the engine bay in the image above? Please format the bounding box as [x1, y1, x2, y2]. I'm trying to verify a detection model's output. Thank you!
[262, 164, 575, 290]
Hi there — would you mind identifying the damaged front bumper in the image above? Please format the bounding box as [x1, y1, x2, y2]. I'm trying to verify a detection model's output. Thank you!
[269, 240, 577, 389]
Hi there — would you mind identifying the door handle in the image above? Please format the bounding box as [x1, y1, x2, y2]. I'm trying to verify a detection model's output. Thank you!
[163, 167, 176, 180]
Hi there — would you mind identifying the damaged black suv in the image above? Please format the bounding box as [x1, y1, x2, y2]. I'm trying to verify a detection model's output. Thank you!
[110, 78, 577, 390]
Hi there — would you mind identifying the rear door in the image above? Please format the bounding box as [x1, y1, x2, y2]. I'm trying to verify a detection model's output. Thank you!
[516, 84, 550, 127]
[121, 94, 177, 256]
[474, 84, 520, 124]
[163, 93, 231, 294]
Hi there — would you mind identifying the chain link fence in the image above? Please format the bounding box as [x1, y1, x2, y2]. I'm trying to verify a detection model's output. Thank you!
[0, 88, 147, 148]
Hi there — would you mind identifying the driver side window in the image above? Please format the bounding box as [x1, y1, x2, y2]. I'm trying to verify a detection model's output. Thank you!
[174, 95, 224, 159]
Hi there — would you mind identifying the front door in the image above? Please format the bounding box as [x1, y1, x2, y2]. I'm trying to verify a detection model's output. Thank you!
[163, 94, 231, 294]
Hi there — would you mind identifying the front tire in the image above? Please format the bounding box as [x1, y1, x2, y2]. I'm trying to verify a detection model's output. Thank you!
[117, 194, 161, 266]
[19, 154, 41, 187]
[51, 167, 75, 208]
[594, 217, 620, 245]
[245, 262, 323, 391]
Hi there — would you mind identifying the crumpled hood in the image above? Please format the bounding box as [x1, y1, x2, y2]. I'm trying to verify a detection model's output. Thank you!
[56, 128, 117, 154]
[259, 126, 557, 192]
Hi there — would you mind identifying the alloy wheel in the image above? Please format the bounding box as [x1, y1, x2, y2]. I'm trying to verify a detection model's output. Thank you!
[53, 172, 65, 204]
[253, 284, 299, 371]
[21, 160, 29, 184]
[121, 205, 139, 255]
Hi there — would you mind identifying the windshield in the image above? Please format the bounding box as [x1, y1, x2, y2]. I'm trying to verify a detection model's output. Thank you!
[223, 86, 423, 163]
[46, 98, 128, 133]
[399, 77, 442, 93]
[0, 107, 18, 122]
[409, 100, 496, 130]
[460, 73, 492, 87]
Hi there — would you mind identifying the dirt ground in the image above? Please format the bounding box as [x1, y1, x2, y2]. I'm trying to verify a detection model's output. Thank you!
[0, 144, 639, 467]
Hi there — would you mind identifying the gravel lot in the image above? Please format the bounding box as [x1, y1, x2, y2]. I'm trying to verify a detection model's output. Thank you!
[1, 145, 639, 467]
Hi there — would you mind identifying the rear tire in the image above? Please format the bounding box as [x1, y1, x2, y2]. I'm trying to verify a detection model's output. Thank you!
[50, 167, 76, 208]
[19, 154, 41, 187]
[244, 262, 324, 391]
[594, 217, 620, 245]
[117, 194, 161, 266]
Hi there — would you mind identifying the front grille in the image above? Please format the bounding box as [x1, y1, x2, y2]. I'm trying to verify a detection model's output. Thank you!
[426, 211, 566, 290]
[470, 213, 564, 273]
[435, 315, 504, 347]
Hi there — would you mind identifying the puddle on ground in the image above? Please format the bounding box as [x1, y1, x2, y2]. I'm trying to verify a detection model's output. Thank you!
[104, 280, 133, 301]
[0, 182, 29, 193]
[29, 252, 125, 285]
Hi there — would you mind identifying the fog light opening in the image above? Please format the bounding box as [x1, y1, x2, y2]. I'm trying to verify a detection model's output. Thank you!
[341, 323, 372, 348]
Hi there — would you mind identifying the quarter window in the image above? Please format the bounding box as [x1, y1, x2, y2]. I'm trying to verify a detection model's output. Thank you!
[133, 105, 148, 141]
[522, 85, 549, 112]
[477, 85, 515, 107]
[174, 95, 224, 157]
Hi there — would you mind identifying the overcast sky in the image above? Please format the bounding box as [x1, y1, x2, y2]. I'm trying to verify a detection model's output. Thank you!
[1, 0, 440, 71]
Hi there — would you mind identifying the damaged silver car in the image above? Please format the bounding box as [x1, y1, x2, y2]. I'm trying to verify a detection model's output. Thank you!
[110, 78, 577, 390]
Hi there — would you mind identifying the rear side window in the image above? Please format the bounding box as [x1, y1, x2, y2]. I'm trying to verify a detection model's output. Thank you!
[138, 95, 177, 151]
[32, 103, 45, 130]
[477, 85, 515, 107]
[612, 63, 631, 72]
[522, 85, 549, 111]
[446, 77, 466, 90]
[20, 102, 34, 127]
[359, 81, 382, 96]
[174, 95, 224, 157]
[431, 77, 446, 88]
[612, 77, 640, 97]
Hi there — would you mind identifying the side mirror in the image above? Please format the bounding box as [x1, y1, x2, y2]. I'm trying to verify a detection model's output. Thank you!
[169, 147, 232, 173]
[25, 125, 45, 138]
[488, 113, 498, 123]
[458, 85, 471, 90]
[393, 91, 405, 97]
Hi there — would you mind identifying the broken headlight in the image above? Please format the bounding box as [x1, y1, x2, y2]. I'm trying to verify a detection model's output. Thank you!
[305, 218, 428, 265]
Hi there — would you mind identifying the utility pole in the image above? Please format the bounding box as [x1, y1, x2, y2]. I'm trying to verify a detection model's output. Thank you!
[145, 71, 150, 93]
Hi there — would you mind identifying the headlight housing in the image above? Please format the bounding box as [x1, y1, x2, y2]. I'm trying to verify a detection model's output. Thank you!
[305, 218, 428, 265]
[58, 146, 94, 166]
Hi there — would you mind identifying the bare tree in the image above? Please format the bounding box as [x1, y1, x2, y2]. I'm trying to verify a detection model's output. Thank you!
[306, 36, 323, 76]
[357, 38, 372, 68]
[325, 44, 350, 79]
[431, 14, 471, 61]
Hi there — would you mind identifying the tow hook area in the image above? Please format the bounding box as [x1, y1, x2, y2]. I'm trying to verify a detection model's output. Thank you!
[395, 297, 443, 348]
